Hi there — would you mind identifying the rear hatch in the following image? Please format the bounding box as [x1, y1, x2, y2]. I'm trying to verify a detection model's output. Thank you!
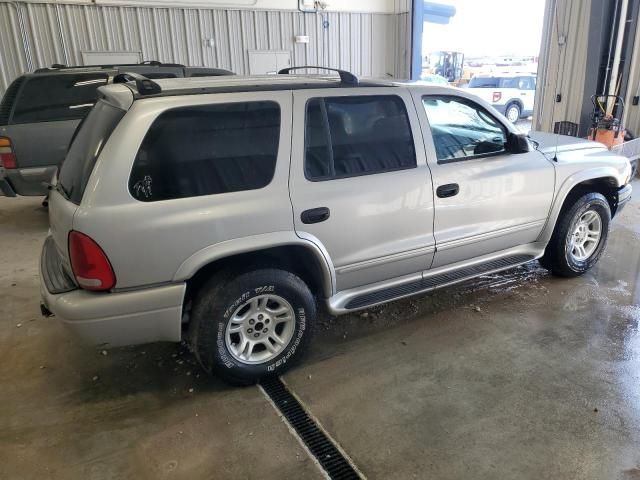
[1, 72, 110, 174]
[43, 98, 126, 290]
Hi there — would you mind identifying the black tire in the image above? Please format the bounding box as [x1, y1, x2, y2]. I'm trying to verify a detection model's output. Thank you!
[539, 192, 611, 277]
[189, 268, 316, 385]
[505, 102, 521, 123]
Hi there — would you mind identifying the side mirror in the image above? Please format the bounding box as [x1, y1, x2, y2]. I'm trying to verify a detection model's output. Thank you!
[505, 132, 532, 154]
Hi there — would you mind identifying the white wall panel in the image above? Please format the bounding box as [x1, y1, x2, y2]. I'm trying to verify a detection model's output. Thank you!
[0, 1, 410, 95]
[623, 19, 640, 136]
[0, 2, 410, 93]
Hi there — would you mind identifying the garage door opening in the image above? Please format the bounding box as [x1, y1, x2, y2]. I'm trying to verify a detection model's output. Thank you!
[412, 0, 546, 133]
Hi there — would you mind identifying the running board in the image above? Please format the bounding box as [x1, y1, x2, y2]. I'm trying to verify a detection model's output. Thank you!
[343, 254, 535, 310]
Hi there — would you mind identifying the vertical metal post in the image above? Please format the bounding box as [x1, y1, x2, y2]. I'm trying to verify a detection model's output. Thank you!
[410, 0, 423, 80]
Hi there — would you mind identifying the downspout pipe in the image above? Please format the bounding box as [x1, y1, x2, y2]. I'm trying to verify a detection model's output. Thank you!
[607, 0, 629, 115]
[602, 0, 619, 95]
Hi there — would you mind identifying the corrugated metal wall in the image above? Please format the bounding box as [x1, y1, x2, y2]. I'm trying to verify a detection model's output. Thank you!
[0, 2, 411, 95]
[532, 0, 592, 133]
[623, 20, 640, 136]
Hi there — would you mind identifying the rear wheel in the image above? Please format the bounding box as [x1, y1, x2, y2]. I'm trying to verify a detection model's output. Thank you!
[189, 268, 316, 385]
[505, 102, 521, 123]
[539, 192, 611, 277]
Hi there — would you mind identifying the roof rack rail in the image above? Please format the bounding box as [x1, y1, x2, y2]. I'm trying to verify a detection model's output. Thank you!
[34, 60, 183, 73]
[113, 72, 161, 95]
[140, 60, 185, 67]
[277, 66, 358, 85]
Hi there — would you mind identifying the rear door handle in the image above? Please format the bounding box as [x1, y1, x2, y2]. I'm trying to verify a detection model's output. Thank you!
[436, 183, 459, 198]
[301, 207, 330, 224]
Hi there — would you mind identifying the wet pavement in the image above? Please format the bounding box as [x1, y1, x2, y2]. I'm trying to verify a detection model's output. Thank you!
[2, 182, 640, 479]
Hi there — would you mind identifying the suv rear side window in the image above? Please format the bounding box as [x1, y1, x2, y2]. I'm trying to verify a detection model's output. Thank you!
[304, 95, 416, 181]
[423, 95, 507, 162]
[58, 100, 125, 204]
[129, 101, 280, 202]
[11, 73, 108, 124]
[468, 76, 525, 89]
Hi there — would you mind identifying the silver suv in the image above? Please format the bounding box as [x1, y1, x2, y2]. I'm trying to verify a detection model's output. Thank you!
[40, 68, 632, 384]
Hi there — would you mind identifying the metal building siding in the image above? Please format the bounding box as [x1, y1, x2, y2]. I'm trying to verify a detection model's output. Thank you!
[623, 21, 640, 136]
[0, 3, 29, 90]
[533, 0, 591, 133]
[0, 3, 410, 95]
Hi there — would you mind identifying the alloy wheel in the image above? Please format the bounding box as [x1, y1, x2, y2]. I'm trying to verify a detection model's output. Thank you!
[224, 294, 296, 365]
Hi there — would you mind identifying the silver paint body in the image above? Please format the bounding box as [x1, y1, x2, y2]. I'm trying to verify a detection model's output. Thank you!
[39, 76, 632, 346]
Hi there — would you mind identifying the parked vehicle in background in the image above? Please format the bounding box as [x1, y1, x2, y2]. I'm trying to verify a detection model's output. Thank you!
[40, 68, 632, 385]
[0, 62, 233, 198]
[466, 73, 536, 123]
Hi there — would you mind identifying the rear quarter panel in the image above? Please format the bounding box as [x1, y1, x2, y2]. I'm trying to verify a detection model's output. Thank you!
[74, 91, 295, 290]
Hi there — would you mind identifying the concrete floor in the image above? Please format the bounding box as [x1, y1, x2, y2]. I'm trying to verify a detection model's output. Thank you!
[2, 184, 640, 479]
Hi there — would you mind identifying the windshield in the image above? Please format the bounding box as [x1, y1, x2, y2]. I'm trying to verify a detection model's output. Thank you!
[58, 100, 125, 204]
[11, 73, 108, 124]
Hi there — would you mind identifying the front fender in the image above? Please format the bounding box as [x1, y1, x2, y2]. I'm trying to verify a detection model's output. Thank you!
[538, 166, 625, 245]
[173, 231, 336, 297]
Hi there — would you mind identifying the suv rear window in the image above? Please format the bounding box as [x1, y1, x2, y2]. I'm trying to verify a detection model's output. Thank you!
[304, 95, 416, 181]
[58, 100, 125, 204]
[129, 101, 281, 202]
[468, 76, 535, 89]
[11, 73, 109, 124]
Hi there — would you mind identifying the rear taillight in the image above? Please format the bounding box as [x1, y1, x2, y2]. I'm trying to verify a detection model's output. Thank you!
[68, 231, 116, 291]
[0, 137, 16, 169]
[492, 92, 502, 103]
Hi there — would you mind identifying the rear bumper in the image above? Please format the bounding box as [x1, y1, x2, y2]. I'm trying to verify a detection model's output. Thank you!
[1, 166, 56, 196]
[40, 281, 186, 346]
[0, 169, 16, 197]
[40, 238, 186, 346]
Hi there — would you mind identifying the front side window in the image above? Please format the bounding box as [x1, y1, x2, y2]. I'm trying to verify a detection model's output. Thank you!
[423, 96, 507, 162]
[11, 73, 108, 124]
[129, 101, 280, 202]
[304, 95, 417, 181]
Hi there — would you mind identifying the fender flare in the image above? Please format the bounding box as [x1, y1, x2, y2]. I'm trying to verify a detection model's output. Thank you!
[538, 167, 623, 245]
[505, 98, 524, 112]
[173, 231, 336, 297]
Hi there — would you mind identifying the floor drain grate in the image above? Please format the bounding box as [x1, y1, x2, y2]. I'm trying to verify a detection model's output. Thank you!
[260, 377, 363, 480]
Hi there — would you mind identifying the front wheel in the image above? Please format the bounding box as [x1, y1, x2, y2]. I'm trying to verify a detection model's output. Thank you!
[189, 269, 316, 385]
[539, 192, 611, 277]
[505, 102, 521, 123]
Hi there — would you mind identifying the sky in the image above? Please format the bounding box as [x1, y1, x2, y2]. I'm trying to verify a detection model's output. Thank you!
[421, 0, 547, 58]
